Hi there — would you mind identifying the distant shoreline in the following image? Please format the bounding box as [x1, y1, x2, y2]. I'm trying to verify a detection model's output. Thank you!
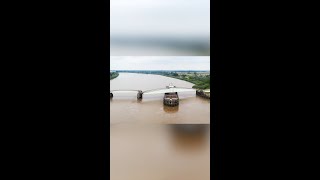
[111, 70, 210, 72]
[113, 71, 210, 90]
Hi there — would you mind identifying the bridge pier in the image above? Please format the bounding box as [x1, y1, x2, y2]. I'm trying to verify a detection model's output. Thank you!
[163, 92, 179, 106]
[196, 90, 210, 99]
[110, 85, 196, 103]
[137, 91, 143, 99]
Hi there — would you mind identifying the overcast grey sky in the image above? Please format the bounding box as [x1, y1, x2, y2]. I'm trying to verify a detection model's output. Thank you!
[111, 0, 210, 38]
[110, 56, 210, 70]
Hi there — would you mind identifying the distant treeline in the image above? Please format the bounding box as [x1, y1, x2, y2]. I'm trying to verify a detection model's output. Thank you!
[110, 72, 119, 80]
[112, 70, 210, 89]
[113, 70, 209, 73]
[162, 72, 210, 90]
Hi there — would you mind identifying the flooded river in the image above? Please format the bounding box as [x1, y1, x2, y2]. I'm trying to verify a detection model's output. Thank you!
[110, 73, 210, 180]
[110, 73, 210, 124]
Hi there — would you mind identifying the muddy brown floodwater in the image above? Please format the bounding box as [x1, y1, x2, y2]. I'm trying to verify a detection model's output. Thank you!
[110, 73, 210, 124]
[110, 73, 210, 180]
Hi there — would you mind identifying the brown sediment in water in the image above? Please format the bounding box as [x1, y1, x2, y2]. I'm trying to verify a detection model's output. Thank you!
[110, 73, 210, 180]
[110, 73, 210, 124]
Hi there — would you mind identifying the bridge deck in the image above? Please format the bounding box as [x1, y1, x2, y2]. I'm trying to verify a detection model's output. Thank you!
[110, 90, 140, 93]
[110, 87, 196, 95]
[144, 88, 195, 95]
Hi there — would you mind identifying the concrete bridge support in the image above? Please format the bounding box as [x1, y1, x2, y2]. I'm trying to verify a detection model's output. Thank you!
[163, 92, 179, 106]
[196, 90, 210, 99]
[137, 90, 143, 99]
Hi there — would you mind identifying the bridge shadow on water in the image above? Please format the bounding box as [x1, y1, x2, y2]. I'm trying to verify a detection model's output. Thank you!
[196, 95, 210, 103]
[163, 106, 179, 113]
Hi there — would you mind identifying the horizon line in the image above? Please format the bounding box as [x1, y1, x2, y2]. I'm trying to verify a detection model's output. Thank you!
[110, 70, 210, 71]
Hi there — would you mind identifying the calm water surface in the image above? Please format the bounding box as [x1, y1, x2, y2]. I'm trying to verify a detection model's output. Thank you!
[110, 73, 210, 180]
[110, 73, 210, 124]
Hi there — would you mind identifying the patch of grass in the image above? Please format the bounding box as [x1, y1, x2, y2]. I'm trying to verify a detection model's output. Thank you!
[157, 72, 210, 90]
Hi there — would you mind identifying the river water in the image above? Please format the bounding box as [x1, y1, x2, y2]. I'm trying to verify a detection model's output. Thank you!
[110, 73, 210, 180]
[110, 73, 210, 124]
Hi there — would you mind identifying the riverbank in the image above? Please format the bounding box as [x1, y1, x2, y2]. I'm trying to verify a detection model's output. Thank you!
[110, 72, 119, 80]
[112, 71, 210, 89]
[159, 72, 210, 90]
[110, 72, 210, 123]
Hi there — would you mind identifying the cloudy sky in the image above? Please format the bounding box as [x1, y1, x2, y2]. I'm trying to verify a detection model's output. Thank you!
[110, 56, 210, 70]
[111, 0, 210, 38]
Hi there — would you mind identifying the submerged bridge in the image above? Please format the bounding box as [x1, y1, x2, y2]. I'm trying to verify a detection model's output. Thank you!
[110, 84, 209, 106]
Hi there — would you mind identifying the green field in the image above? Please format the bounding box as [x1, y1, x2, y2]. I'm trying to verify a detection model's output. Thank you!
[162, 72, 210, 90]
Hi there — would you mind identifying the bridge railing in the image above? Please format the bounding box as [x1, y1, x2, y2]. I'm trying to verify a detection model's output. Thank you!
[142, 87, 171, 93]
